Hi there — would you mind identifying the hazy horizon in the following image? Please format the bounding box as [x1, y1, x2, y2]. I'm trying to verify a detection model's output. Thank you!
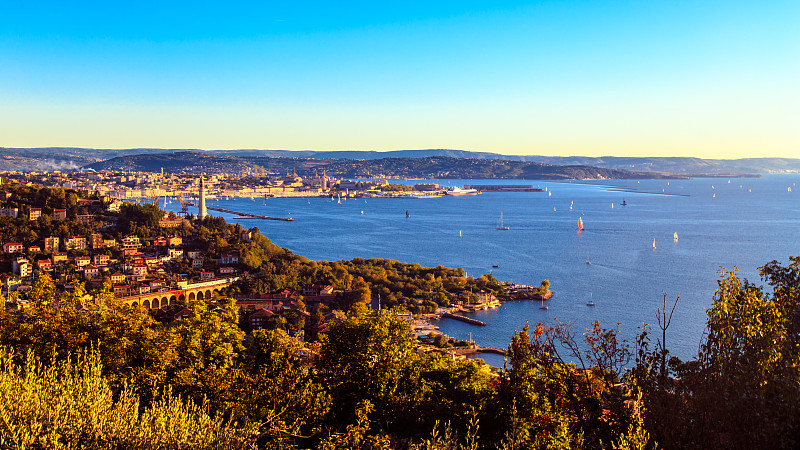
[2, 1, 798, 158]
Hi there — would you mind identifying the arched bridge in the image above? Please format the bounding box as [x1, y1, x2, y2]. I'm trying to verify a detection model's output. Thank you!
[116, 277, 239, 309]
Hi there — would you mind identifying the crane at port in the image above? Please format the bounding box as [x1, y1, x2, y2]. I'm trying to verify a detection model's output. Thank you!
[177, 194, 189, 216]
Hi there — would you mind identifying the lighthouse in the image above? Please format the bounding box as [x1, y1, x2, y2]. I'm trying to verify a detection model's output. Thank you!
[199, 177, 207, 219]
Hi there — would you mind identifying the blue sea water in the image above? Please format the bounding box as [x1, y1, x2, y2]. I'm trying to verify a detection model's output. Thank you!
[169, 175, 800, 363]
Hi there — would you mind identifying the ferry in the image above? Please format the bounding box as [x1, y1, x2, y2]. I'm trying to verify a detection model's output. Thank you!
[445, 187, 480, 196]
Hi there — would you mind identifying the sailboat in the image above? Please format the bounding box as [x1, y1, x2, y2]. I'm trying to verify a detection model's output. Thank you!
[578, 217, 584, 231]
[570, 201, 573, 211]
[674, 232, 678, 241]
[554, 206, 557, 212]
[620, 198, 627, 206]
[459, 230, 462, 237]
[587, 291, 595, 307]
[497, 212, 510, 230]
[652, 238, 656, 250]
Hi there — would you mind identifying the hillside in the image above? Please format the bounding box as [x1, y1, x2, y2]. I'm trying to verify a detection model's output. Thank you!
[85, 152, 683, 179]
[5, 147, 797, 174]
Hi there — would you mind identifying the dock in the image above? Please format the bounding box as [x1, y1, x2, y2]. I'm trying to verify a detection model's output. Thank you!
[205, 206, 294, 221]
[441, 312, 486, 326]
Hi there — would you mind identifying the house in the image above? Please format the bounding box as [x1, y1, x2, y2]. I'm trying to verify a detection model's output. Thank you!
[127, 273, 146, 282]
[29, 208, 41, 220]
[28, 245, 41, 253]
[138, 284, 151, 294]
[169, 248, 184, 259]
[131, 264, 148, 276]
[0, 208, 19, 218]
[93, 254, 110, 266]
[74, 256, 91, 267]
[219, 266, 235, 275]
[77, 214, 94, 225]
[65, 237, 87, 250]
[90, 233, 103, 249]
[220, 253, 239, 264]
[36, 259, 52, 271]
[200, 271, 214, 279]
[168, 236, 183, 246]
[150, 279, 167, 290]
[187, 250, 202, 259]
[110, 272, 126, 284]
[103, 239, 117, 248]
[12, 258, 31, 277]
[121, 236, 141, 250]
[153, 236, 168, 247]
[52, 252, 67, 264]
[241, 230, 252, 242]
[113, 285, 130, 296]
[84, 265, 100, 278]
[3, 242, 23, 254]
[144, 256, 159, 267]
[123, 248, 139, 256]
[155, 307, 193, 322]
[248, 308, 275, 330]
[44, 237, 59, 253]
[52, 209, 67, 220]
[191, 259, 203, 269]
[236, 289, 299, 311]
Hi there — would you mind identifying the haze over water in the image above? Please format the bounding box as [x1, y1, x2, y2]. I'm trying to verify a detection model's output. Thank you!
[172, 174, 800, 363]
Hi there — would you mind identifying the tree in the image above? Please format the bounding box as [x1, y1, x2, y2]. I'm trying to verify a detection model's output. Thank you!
[317, 310, 417, 427]
[672, 260, 800, 448]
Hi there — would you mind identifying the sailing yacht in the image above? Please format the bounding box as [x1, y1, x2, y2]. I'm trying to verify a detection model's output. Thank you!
[497, 212, 510, 230]
[587, 291, 595, 307]
[674, 232, 679, 241]
[652, 238, 656, 250]
[578, 217, 584, 231]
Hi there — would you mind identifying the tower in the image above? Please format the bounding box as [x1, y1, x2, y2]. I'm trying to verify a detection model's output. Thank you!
[199, 177, 207, 219]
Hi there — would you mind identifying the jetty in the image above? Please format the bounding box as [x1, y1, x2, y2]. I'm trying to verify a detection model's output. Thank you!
[205, 206, 294, 221]
[441, 312, 486, 326]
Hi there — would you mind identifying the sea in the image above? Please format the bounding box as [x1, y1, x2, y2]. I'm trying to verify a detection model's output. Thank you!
[165, 174, 800, 365]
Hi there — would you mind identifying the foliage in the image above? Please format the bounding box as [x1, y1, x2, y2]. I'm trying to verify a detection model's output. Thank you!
[0, 347, 257, 449]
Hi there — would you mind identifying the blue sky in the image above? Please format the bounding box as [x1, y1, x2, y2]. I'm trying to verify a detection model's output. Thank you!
[1, 1, 798, 157]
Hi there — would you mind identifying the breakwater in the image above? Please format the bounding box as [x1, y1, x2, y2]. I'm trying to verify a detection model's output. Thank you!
[205, 206, 294, 221]
[441, 312, 486, 326]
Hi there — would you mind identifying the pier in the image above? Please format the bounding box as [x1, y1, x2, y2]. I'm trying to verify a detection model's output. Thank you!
[441, 312, 486, 326]
[205, 206, 294, 221]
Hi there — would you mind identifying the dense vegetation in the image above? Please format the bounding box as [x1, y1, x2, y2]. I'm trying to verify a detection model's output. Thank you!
[4, 256, 799, 448]
[1, 184, 798, 448]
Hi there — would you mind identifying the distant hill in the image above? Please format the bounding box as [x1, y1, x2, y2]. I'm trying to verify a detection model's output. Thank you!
[3, 147, 798, 174]
[84, 152, 681, 180]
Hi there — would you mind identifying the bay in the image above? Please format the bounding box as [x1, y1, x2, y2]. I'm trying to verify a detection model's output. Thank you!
[169, 174, 800, 363]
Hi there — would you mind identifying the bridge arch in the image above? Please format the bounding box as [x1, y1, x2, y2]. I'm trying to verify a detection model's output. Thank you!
[197, 291, 205, 301]
[143, 299, 150, 309]
[205, 290, 211, 299]
[170, 295, 177, 305]
[132, 301, 138, 308]
[161, 297, 168, 308]
[188, 292, 195, 301]
[179, 294, 185, 303]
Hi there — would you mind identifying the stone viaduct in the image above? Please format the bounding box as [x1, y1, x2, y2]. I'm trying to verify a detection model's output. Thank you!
[115, 277, 239, 309]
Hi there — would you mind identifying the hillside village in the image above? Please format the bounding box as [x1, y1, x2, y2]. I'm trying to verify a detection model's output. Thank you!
[0, 178, 361, 338]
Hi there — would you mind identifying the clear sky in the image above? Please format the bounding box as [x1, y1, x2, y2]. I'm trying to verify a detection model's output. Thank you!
[1, 1, 798, 158]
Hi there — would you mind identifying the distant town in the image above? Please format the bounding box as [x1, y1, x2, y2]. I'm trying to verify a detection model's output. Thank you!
[1, 168, 549, 204]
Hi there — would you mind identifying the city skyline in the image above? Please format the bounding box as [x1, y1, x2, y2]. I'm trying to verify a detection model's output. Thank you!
[1, 1, 798, 158]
